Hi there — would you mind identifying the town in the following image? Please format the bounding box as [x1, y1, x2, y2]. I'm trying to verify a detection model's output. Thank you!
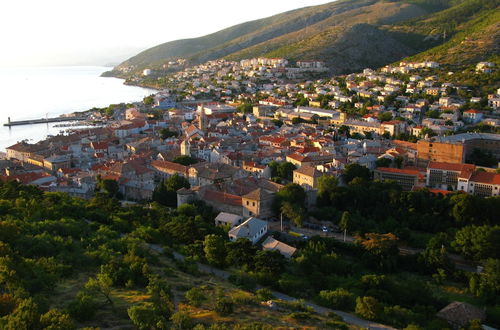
[1, 56, 500, 328]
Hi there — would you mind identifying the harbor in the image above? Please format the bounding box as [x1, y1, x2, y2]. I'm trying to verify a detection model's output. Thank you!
[4, 116, 87, 127]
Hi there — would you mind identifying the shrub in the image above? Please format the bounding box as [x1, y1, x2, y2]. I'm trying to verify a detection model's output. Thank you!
[256, 288, 274, 302]
[185, 287, 206, 307]
[355, 296, 382, 321]
[318, 288, 355, 311]
[214, 297, 234, 316]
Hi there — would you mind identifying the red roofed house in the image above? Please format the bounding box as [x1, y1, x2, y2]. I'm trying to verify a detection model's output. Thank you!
[427, 162, 476, 190]
[458, 170, 500, 197]
[374, 167, 425, 191]
[463, 109, 483, 124]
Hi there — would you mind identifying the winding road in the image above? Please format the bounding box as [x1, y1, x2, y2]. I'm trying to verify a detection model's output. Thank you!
[149, 244, 396, 330]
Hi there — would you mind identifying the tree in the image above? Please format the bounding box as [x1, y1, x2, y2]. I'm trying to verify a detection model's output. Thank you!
[84, 270, 114, 306]
[281, 202, 306, 227]
[128, 303, 167, 330]
[343, 163, 371, 184]
[237, 103, 253, 114]
[153, 174, 190, 207]
[172, 155, 197, 166]
[143, 95, 154, 106]
[357, 233, 399, 270]
[317, 175, 338, 205]
[318, 288, 355, 310]
[3, 298, 40, 330]
[277, 162, 296, 181]
[378, 112, 393, 122]
[253, 250, 286, 278]
[214, 297, 234, 316]
[185, 287, 206, 307]
[469, 258, 500, 302]
[256, 288, 274, 301]
[159, 128, 178, 139]
[170, 311, 193, 329]
[96, 176, 121, 198]
[376, 158, 392, 168]
[419, 232, 453, 272]
[339, 211, 350, 241]
[39, 309, 75, 330]
[452, 225, 500, 261]
[203, 234, 227, 268]
[355, 296, 382, 321]
[275, 183, 306, 209]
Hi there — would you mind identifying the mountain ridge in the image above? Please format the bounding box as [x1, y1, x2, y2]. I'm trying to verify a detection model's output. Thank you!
[107, 0, 499, 77]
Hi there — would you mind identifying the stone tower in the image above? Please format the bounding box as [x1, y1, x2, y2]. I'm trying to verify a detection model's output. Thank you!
[199, 106, 207, 133]
[180, 139, 191, 156]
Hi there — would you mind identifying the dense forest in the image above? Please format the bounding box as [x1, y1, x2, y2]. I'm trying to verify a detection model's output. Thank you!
[0, 175, 499, 329]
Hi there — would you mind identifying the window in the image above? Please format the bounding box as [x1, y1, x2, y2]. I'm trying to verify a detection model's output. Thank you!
[246, 201, 249, 205]
[252, 202, 255, 207]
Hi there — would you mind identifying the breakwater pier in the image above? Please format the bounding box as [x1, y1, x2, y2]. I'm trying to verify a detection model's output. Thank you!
[4, 116, 87, 127]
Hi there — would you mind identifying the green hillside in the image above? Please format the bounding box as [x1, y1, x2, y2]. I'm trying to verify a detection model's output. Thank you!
[108, 0, 499, 76]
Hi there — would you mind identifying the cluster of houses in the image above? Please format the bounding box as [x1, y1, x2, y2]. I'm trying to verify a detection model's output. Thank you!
[2, 58, 499, 213]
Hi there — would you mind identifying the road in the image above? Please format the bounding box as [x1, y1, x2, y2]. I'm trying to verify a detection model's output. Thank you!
[149, 244, 395, 330]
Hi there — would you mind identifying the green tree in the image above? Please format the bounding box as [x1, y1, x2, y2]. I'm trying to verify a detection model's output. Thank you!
[3, 298, 40, 330]
[84, 270, 114, 306]
[237, 103, 253, 114]
[277, 162, 296, 181]
[128, 303, 167, 330]
[378, 112, 393, 122]
[281, 202, 306, 227]
[469, 258, 500, 302]
[343, 163, 371, 184]
[452, 225, 500, 261]
[172, 155, 197, 166]
[203, 234, 227, 268]
[153, 174, 190, 207]
[355, 296, 382, 321]
[39, 309, 75, 330]
[318, 288, 355, 310]
[375, 157, 392, 168]
[170, 311, 193, 329]
[275, 183, 306, 209]
[159, 128, 178, 139]
[143, 95, 154, 106]
[185, 287, 206, 307]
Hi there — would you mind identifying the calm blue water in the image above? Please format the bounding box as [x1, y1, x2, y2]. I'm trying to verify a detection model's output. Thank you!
[0, 66, 156, 152]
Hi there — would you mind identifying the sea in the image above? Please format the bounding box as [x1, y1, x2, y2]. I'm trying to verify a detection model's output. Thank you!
[0, 66, 156, 152]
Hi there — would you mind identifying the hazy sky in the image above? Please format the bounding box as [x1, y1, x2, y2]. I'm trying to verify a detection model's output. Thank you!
[1, 0, 333, 67]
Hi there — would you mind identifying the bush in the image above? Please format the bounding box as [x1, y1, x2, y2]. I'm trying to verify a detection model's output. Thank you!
[318, 288, 355, 311]
[170, 311, 194, 330]
[256, 288, 274, 302]
[288, 311, 313, 320]
[214, 297, 234, 316]
[324, 320, 349, 329]
[185, 287, 206, 307]
[67, 292, 98, 321]
[355, 296, 382, 321]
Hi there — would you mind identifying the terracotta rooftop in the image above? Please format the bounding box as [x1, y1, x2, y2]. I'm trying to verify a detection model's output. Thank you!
[470, 171, 500, 185]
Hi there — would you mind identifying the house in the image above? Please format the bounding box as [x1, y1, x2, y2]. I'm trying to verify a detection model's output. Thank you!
[228, 217, 268, 244]
[462, 109, 483, 124]
[293, 166, 322, 190]
[261, 237, 296, 259]
[436, 302, 485, 329]
[458, 171, 500, 197]
[427, 162, 475, 190]
[214, 212, 243, 228]
[242, 188, 275, 219]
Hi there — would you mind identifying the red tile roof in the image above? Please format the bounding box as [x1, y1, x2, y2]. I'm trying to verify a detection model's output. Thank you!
[202, 190, 242, 206]
[470, 171, 500, 185]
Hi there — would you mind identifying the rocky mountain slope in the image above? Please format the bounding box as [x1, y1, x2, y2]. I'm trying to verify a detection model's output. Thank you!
[107, 0, 499, 76]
